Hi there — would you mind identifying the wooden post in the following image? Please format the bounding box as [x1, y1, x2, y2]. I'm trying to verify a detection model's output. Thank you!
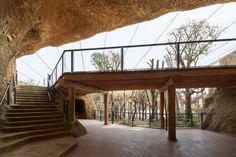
[160, 92, 165, 129]
[104, 93, 109, 125]
[168, 85, 177, 141]
[68, 87, 75, 123]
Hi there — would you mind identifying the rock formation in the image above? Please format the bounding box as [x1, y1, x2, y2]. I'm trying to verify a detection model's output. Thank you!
[204, 87, 236, 135]
[0, 0, 234, 85]
[76, 95, 96, 119]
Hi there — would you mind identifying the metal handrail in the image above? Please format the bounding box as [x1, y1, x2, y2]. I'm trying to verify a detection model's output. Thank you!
[0, 83, 10, 106]
[13, 73, 17, 104]
[48, 37, 236, 87]
[47, 83, 68, 126]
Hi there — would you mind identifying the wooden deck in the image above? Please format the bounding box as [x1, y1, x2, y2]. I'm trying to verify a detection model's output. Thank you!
[55, 66, 236, 94]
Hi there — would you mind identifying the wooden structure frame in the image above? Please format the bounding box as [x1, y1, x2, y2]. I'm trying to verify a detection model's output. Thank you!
[54, 66, 236, 141]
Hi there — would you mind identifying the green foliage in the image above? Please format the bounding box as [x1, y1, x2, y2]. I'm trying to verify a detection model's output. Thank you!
[90, 51, 121, 71]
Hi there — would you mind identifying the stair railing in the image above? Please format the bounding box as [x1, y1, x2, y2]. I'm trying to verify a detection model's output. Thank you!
[55, 88, 68, 126]
[12, 72, 17, 104]
[47, 76, 68, 126]
[0, 72, 18, 108]
[0, 81, 10, 107]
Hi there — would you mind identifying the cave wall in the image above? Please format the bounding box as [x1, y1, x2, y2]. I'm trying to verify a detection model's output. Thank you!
[76, 95, 96, 119]
[0, 0, 234, 90]
[204, 87, 236, 135]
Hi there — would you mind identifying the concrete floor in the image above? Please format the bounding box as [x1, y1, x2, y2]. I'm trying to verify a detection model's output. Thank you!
[67, 120, 236, 157]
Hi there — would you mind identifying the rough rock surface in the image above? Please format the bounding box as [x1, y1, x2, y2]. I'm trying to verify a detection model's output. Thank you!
[76, 95, 96, 119]
[204, 87, 236, 135]
[0, 0, 234, 84]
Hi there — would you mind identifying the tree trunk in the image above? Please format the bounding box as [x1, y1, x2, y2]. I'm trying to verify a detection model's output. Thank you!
[142, 102, 145, 121]
[138, 104, 141, 120]
[185, 88, 192, 121]
[131, 102, 137, 127]
[123, 92, 126, 118]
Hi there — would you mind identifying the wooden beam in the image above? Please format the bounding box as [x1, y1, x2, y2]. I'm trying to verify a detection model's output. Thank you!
[57, 79, 106, 93]
[160, 78, 175, 92]
[160, 92, 165, 129]
[104, 93, 109, 125]
[168, 84, 177, 141]
[55, 67, 236, 93]
[68, 87, 75, 124]
[63, 66, 236, 82]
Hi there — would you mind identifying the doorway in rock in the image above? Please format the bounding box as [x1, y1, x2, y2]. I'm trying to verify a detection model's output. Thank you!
[75, 99, 86, 119]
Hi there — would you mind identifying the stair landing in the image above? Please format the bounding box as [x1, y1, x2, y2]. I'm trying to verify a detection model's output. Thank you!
[0, 136, 77, 157]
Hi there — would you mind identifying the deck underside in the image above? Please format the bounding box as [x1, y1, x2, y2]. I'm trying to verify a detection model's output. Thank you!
[54, 66, 236, 94]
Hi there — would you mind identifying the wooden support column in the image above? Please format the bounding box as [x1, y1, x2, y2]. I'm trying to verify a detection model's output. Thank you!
[68, 87, 75, 124]
[168, 84, 177, 141]
[104, 93, 109, 125]
[160, 92, 165, 129]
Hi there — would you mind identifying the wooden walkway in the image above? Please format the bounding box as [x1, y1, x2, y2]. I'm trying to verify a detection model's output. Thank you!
[55, 66, 236, 94]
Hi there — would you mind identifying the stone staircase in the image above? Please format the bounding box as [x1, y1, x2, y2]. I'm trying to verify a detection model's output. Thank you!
[0, 85, 75, 154]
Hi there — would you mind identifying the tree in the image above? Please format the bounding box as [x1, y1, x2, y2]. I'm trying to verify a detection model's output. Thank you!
[91, 51, 121, 71]
[91, 51, 121, 123]
[164, 20, 221, 120]
[145, 59, 159, 122]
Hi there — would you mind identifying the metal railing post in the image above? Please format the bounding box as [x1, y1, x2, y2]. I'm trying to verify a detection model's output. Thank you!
[200, 112, 204, 129]
[176, 43, 180, 69]
[55, 67, 57, 80]
[47, 74, 50, 88]
[190, 113, 194, 128]
[121, 47, 124, 71]
[16, 70, 18, 85]
[71, 51, 74, 72]
[13, 76, 16, 104]
[112, 111, 114, 124]
[100, 110, 102, 121]
[7, 83, 10, 105]
[62, 53, 64, 74]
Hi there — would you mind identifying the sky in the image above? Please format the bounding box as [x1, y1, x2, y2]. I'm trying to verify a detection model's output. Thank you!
[16, 2, 236, 86]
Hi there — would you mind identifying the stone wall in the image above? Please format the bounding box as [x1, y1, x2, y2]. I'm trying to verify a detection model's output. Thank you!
[204, 87, 236, 135]
[54, 91, 96, 119]
[220, 51, 236, 65]
[76, 95, 96, 119]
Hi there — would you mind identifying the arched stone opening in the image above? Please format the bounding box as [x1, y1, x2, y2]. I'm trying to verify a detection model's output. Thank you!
[75, 99, 86, 119]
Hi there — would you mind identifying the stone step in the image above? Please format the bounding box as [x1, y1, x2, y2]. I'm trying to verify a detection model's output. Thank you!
[6, 111, 62, 117]
[9, 104, 56, 109]
[7, 108, 58, 113]
[0, 127, 66, 142]
[16, 93, 48, 97]
[6, 115, 63, 121]
[16, 97, 49, 100]
[16, 93, 48, 96]
[1, 123, 65, 132]
[16, 99, 50, 103]
[16, 89, 47, 92]
[16, 102, 52, 105]
[16, 100, 50, 103]
[0, 131, 69, 153]
[16, 95, 49, 98]
[16, 87, 47, 90]
[17, 85, 47, 88]
[4, 118, 64, 126]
